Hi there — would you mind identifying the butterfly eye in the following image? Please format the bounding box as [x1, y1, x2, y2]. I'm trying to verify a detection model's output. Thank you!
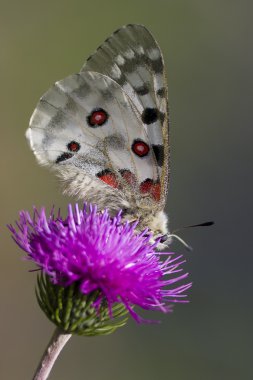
[67, 141, 80, 152]
[132, 140, 150, 157]
[159, 234, 168, 243]
[87, 108, 108, 127]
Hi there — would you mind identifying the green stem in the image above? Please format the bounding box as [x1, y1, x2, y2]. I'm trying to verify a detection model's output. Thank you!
[33, 327, 71, 380]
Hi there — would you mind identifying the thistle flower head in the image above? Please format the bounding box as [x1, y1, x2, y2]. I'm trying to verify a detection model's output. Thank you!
[9, 203, 191, 326]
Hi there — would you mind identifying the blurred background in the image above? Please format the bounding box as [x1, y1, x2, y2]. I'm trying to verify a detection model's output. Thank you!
[1, 0, 252, 379]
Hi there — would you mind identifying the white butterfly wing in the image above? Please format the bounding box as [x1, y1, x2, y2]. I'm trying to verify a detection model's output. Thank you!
[82, 24, 169, 204]
[26, 24, 169, 217]
[27, 71, 162, 212]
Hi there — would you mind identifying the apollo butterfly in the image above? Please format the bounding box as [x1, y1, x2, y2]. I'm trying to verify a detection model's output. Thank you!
[26, 24, 170, 249]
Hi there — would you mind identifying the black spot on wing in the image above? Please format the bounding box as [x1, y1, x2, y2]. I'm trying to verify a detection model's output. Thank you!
[152, 145, 164, 167]
[150, 57, 163, 73]
[142, 108, 166, 125]
[159, 112, 166, 124]
[142, 55, 163, 74]
[142, 108, 159, 124]
[134, 84, 150, 95]
[56, 152, 73, 164]
[157, 87, 166, 97]
[119, 58, 137, 74]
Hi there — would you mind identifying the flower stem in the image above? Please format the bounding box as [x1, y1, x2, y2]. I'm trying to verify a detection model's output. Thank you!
[33, 327, 72, 380]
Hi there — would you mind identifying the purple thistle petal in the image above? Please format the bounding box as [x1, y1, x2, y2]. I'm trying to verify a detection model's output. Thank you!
[9, 203, 192, 322]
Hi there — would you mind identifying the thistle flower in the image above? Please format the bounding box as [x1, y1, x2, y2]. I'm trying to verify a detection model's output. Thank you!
[9, 203, 191, 325]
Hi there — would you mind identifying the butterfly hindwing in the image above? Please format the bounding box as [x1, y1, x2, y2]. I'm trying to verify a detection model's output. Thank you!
[27, 70, 162, 209]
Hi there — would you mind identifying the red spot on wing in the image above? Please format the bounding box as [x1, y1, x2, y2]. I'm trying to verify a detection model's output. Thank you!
[132, 140, 150, 157]
[140, 179, 153, 193]
[120, 170, 136, 187]
[67, 141, 80, 152]
[97, 170, 119, 189]
[88, 108, 108, 127]
[140, 179, 161, 202]
[151, 182, 161, 202]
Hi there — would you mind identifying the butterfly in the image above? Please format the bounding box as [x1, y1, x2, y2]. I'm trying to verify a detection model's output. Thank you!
[26, 24, 170, 249]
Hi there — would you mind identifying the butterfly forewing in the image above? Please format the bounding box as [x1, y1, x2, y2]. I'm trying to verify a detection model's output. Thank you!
[82, 24, 169, 205]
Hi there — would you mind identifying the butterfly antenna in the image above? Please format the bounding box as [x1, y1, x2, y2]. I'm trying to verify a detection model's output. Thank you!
[173, 221, 214, 233]
[167, 234, 193, 252]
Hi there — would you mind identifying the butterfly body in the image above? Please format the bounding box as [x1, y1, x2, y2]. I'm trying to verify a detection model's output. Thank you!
[26, 24, 171, 248]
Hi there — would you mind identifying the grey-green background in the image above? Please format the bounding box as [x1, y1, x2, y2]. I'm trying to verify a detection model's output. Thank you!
[1, 0, 252, 379]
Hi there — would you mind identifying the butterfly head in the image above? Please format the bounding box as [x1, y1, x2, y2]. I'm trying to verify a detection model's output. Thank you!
[121, 207, 169, 250]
